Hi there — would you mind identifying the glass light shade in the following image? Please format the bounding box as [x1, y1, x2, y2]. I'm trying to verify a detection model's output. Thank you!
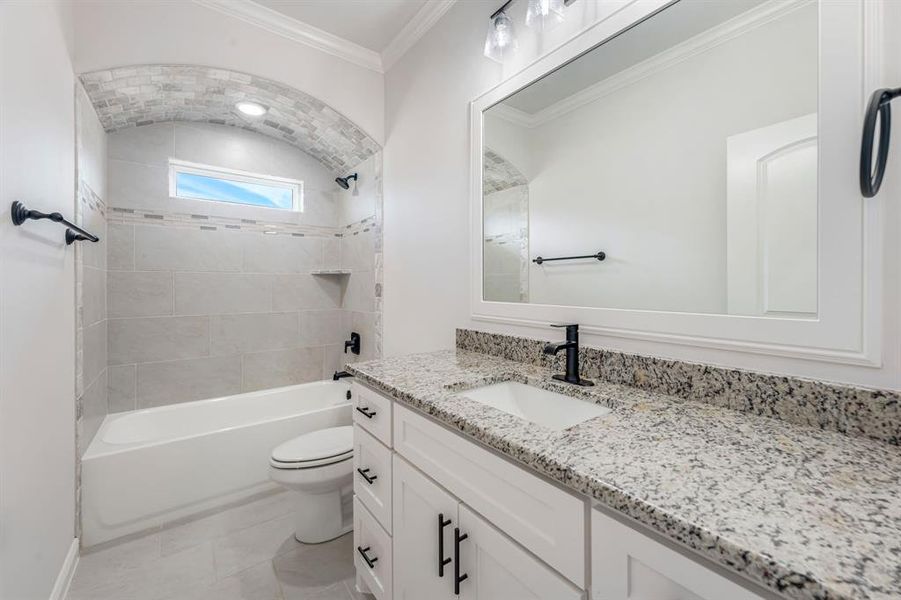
[525, 0, 565, 31]
[484, 10, 517, 63]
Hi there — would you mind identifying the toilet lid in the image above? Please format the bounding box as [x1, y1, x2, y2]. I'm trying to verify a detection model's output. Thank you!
[270, 426, 353, 467]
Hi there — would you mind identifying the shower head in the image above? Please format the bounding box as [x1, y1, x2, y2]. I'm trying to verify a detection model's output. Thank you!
[335, 173, 358, 190]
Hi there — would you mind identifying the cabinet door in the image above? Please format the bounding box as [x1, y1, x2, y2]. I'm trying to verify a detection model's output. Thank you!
[393, 454, 458, 600]
[592, 509, 766, 600]
[457, 505, 585, 600]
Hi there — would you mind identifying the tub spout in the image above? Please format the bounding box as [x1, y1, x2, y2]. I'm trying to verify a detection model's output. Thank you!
[333, 370, 353, 381]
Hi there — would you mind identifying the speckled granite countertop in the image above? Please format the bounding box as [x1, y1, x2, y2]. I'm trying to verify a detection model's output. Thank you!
[346, 350, 901, 600]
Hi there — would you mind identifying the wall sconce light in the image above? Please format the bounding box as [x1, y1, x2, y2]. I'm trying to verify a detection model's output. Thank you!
[525, 0, 565, 31]
[484, 0, 572, 63]
[484, 1, 517, 63]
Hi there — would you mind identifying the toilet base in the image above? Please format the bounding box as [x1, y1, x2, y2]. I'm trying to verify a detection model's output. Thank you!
[292, 484, 353, 544]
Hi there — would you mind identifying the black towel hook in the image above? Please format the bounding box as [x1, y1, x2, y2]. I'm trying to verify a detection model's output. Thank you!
[10, 201, 100, 245]
[860, 87, 901, 198]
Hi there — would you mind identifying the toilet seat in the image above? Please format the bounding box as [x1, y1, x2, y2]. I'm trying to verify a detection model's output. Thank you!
[270, 425, 353, 469]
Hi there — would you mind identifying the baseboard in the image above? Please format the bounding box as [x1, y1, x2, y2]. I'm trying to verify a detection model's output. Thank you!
[49, 538, 79, 600]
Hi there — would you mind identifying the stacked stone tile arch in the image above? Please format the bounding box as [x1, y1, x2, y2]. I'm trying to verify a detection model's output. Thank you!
[79, 64, 380, 174]
[483, 147, 528, 194]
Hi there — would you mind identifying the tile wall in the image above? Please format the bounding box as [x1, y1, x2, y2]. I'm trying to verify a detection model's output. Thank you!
[75, 82, 109, 537]
[105, 123, 382, 410]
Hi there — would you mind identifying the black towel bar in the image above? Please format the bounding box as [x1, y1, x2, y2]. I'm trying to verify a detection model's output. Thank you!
[10, 201, 100, 245]
[533, 251, 605, 265]
[861, 86, 901, 198]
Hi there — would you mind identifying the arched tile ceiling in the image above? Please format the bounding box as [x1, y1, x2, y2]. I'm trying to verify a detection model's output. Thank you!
[483, 148, 528, 195]
[79, 64, 379, 174]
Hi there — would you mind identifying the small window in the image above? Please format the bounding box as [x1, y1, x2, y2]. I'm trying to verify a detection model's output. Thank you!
[168, 159, 302, 211]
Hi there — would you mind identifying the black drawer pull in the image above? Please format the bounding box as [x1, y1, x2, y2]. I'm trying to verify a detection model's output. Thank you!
[357, 545, 378, 569]
[454, 527, 469, 594]
[355, 406, 377, 419]
[438, 513, 452, 577]
[357, 467, 378, 484]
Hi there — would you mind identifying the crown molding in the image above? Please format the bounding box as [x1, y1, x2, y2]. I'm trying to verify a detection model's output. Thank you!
[489, 0, 811, 129]
[381, 0, 457, 71]
[485, 103, 535, 128]
[193, 0, 384, 73]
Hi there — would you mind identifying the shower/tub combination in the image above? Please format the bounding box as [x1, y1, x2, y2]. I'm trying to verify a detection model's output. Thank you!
[74, 64, 383, 549]
[81, 380, 352, 546]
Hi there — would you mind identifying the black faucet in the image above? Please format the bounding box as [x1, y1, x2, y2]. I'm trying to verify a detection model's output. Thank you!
[543, 324, 594, 386]
[333, 370, 353, 381]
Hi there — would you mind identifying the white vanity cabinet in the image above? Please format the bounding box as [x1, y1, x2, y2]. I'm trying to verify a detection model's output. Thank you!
[352, 381, 773, 600]
[591, 508, 767, 600]
[392, 451, 583, 600]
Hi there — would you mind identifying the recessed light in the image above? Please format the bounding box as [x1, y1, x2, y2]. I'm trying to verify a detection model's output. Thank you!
[235, 101, 268, 117]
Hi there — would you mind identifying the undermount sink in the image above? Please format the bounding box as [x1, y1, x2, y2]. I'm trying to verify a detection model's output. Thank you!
[454, 381, 610, 431]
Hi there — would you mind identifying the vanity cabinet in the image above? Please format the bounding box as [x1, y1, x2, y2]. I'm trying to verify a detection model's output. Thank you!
[393, 402, 586, 587]
[352, 381, 772, 600]
[353, 425, 392, 532]
[393, 454, 583, 600]
[591, 508, 767, 600]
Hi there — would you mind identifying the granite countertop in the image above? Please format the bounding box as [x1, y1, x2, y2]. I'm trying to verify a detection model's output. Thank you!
[346, 349, 901, 600]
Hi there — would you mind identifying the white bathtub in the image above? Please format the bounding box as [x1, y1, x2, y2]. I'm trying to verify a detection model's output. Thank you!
[81, 380, 352, 547]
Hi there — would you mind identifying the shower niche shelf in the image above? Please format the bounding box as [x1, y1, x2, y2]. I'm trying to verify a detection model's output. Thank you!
[311, 269, 351, 276]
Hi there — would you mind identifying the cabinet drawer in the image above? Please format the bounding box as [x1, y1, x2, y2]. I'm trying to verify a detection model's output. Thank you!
[353, 425, 392, 533]
[394, 403, 586, 588]
[354, 497, 393, 600]
[352, 382, 392, 447]
[592, 508, 767, 600]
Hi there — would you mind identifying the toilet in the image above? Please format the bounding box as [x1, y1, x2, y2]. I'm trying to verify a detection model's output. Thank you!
[269, 425, 354, 544]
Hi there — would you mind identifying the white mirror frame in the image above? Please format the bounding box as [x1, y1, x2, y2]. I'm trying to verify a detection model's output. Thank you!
[470, 0, 883, 366]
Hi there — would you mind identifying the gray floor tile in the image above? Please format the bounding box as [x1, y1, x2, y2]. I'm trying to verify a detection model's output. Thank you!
[160, 491, 294, 556]
[70, 541, 215, 600]
[189, 561, 283, 600]
[274, 534, 355, 599]
[69, 493, 357, 600]
[344, 578, 376, 600]
[212, 514, 299, 579]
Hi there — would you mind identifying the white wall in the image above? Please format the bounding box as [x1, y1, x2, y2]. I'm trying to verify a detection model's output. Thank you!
[384, 1, 901, 390]
[0, 1, 77, 597]
[72, 0, 384, 145]
[383, 0, 662, 356]
[500, 5, 816, 313]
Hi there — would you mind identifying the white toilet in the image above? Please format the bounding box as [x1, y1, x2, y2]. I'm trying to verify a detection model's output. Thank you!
[269, 425, 354, 543]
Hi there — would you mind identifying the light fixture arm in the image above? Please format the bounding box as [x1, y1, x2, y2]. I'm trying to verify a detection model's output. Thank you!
[491, 0, 514, 20]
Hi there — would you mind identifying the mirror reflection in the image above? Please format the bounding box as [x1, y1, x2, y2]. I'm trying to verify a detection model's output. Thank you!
[483, 0, 818, 317]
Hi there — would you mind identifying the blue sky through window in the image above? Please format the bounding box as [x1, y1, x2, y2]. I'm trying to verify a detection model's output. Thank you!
[175, 172, 295, 209]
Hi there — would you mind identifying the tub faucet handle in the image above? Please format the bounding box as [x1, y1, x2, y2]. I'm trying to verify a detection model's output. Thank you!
[345, 332, 360, 355]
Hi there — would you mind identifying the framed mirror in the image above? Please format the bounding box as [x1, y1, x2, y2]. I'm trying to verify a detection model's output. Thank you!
[470, 0, 882, 364]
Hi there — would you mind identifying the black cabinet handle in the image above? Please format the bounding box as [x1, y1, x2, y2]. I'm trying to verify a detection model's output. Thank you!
[357, 467, 378, 484]
[357, 545, 378, 569]
[355, 406, 377, 419]
[438, 513, 452, 577]
[454, 527, 469, 595]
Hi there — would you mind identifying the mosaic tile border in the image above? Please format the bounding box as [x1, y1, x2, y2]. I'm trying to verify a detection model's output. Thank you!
[456, 328, 901, 446]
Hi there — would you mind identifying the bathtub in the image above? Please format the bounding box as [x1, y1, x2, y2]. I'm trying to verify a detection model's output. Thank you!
[81, 380, 352, 547]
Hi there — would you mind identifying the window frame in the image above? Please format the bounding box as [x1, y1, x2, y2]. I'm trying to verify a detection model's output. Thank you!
[168, 158, 304, 212]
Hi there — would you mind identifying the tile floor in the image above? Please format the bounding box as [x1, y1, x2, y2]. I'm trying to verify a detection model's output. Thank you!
[68, 491, 370, 600]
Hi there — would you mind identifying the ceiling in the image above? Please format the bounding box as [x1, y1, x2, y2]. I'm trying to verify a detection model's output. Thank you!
[253, 0, 430, 52]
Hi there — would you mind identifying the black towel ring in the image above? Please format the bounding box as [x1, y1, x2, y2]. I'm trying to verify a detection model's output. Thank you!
[860, 87, 901, 198]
